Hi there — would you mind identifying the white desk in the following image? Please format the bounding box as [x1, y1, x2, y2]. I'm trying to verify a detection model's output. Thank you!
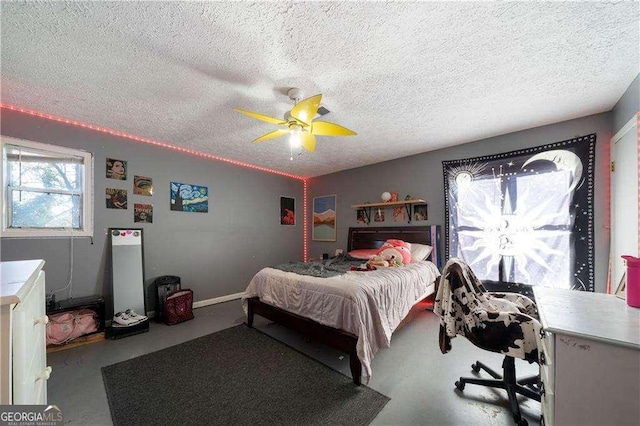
[534, 287, 640, 426]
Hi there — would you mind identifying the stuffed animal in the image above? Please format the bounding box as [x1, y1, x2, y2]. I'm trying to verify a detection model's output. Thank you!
[367, 239, 412, 268]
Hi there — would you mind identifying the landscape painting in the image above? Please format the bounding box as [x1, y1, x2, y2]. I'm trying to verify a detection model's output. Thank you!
[170, 182, 208, 213]
[312, 194, 336, 241]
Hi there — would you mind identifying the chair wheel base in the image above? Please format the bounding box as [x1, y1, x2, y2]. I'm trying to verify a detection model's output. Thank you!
[453, 356, 540, 425]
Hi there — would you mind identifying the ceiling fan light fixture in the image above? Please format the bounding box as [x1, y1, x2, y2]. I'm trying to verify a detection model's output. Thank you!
[289, 131, 302, 149]
[234, 87, 356, 159]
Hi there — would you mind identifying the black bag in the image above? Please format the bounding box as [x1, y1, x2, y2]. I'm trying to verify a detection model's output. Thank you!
[154, 275, 181, 323]
[164, 289, 194, 326]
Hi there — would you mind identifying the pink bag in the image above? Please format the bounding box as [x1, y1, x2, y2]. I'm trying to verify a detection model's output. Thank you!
[46, 308, 99, 345]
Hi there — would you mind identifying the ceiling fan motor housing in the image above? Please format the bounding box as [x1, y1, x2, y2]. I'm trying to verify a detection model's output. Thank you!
[287, 88, 303, 102]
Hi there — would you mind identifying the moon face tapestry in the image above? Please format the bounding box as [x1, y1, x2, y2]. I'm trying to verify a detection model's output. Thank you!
[443, 134, 596, 291]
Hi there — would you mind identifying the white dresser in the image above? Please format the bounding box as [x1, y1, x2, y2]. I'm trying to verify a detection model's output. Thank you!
[0, 259, 51, 404]
[534, 287, 640, 426]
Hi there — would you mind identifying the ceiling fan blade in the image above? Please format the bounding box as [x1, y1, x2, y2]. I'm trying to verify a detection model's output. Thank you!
[311, 121, 357, 136]
[300, 132, 316, 152]
[290, 94, 322, 126]
[234, 108, 287, 125]
[252, 129, 289, 143]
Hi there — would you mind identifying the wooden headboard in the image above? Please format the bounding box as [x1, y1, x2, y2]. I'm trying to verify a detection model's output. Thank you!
[347, 226, 442, 269]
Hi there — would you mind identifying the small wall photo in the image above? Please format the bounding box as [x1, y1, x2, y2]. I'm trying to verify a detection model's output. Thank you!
[356, 208, 368, 224]
[106, 188, 127, 209]
[134, 203, 153, 223]
[413, 204, 428, 221]
[374, 208, 385, 223]
[392, 206, 406, 223]
[106, 158, 127, 180]
[280, 196, 295, 225]
[134, 176, 153, 196]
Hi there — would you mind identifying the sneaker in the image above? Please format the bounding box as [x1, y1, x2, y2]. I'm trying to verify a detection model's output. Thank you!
[125, 309, 148, 323]
[113, 311, 138, 326]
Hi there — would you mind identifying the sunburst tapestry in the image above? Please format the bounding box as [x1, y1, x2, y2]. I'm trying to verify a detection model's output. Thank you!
[443, 134, 596, 291]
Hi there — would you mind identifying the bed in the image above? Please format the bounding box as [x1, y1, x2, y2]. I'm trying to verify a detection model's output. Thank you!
[242, 225, 442, 385]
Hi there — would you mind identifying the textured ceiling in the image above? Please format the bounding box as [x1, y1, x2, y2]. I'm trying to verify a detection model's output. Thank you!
[1, 1, 638, 178]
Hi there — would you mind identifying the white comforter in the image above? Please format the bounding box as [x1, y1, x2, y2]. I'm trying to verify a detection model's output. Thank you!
[242, 260, 441, 383]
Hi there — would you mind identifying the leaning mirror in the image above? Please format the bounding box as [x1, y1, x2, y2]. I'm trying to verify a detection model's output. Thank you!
[108, 228, 148, 338]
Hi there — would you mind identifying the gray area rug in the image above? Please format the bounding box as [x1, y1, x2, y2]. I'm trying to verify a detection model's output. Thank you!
[102, 324, 389, 426]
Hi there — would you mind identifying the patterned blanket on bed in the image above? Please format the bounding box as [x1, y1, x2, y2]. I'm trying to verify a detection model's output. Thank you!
[273, 254, 366, 278]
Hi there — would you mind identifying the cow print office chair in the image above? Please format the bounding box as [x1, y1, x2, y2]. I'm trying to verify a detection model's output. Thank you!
[434, 258, 541, 426]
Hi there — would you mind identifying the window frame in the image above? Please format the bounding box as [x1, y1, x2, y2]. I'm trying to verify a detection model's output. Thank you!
[1, 136, 94, 238]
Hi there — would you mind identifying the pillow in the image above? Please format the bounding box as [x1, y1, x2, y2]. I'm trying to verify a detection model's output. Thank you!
[348, 249, 379, 260]
[410, 243, 433, 262]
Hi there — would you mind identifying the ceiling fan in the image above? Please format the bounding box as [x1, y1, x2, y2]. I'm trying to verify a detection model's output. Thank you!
[234, 88, 356, 157]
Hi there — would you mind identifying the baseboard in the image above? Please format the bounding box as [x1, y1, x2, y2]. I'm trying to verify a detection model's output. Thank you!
[145, 292, 244, 319]
[193, 292, 244, 309]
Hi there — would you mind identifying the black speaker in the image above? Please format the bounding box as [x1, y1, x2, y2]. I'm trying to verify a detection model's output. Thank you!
[154, 275, 181, 323]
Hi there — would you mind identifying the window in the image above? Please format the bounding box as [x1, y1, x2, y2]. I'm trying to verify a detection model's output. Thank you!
[454, 170, 573, 288]
[443, 134, 596, 291]
[1, 137, 93, 237]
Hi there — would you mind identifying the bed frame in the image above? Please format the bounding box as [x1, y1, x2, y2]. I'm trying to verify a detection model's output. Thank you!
[246, 225, 441, 385]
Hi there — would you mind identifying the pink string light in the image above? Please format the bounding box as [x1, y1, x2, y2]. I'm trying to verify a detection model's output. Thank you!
[1, 102, 311, 257]
[0, 102, 307, 181]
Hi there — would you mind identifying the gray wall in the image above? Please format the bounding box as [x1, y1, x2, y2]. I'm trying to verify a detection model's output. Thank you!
[612, 74, 639, 134]
[309, 112, 612, 293]
[3, 73, 636, 304]
[1, 109, 303, 311]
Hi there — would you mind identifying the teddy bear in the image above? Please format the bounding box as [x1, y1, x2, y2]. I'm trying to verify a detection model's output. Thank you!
[367, 239, 412, 268]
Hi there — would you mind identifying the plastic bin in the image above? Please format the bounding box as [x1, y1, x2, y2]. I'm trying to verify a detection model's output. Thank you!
[622, 255, 640, 307]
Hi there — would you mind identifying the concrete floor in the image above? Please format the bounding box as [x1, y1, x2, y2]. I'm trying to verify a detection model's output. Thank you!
[47, 299, 540, 425]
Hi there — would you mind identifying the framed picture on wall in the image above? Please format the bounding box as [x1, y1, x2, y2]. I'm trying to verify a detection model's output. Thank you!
[392, 206, 406, 222]
[413, 203, 428, 221]
[134, 203, 153, 223]
[106, 188, 127, 209]
[280, 196, 295, 225]
[170, 182, 208, 213]
[134, 175, 153, 196]
[312, 194, 336, 241]
[356, 208, 368, 224]
[106, 158, 127, 180]
[374, 207, 385, 223]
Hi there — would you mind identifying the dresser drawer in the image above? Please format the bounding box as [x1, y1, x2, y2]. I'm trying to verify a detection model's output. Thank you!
[537, 328, 555, 392]
[12, 270, 48, 404]
[540, 386, 555, 426]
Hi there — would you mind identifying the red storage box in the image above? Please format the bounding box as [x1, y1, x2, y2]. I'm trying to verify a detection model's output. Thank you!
[163, 289, 194, 325]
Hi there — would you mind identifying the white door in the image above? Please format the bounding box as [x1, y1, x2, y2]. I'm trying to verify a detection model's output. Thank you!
[611, 114, 639, 290]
